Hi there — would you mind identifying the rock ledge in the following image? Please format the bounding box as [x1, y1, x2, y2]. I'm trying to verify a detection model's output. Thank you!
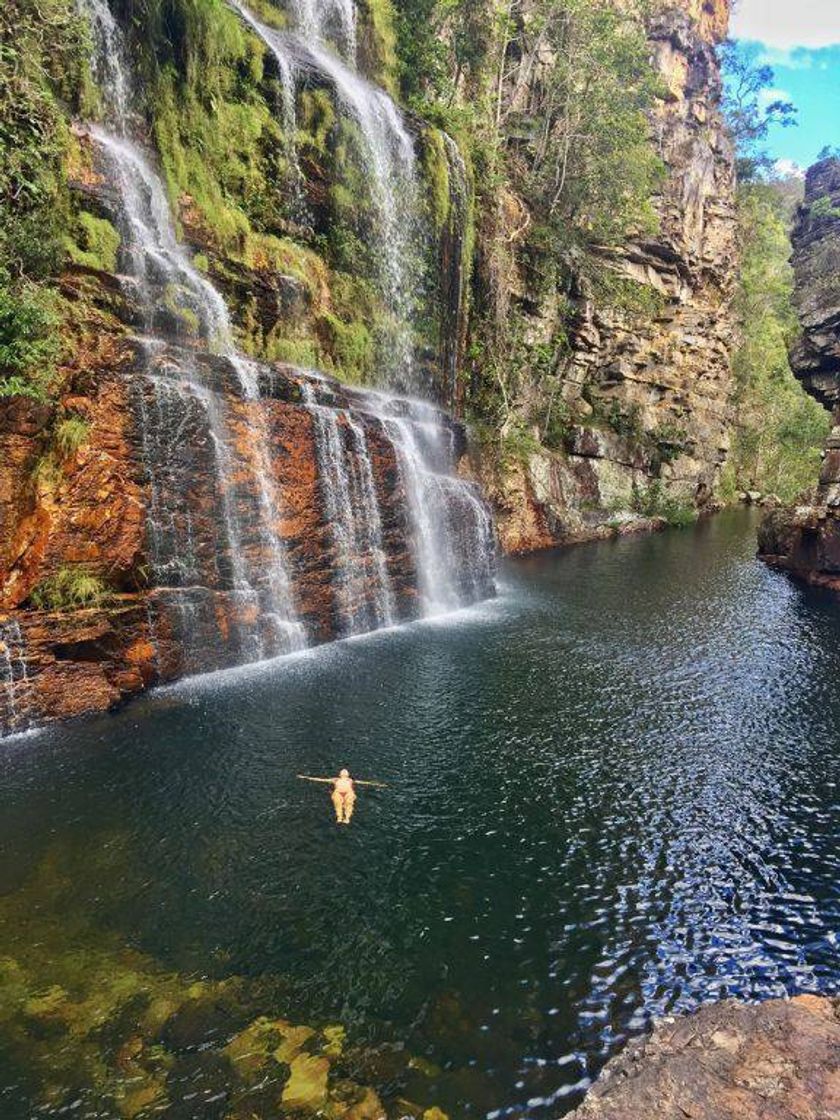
[568, 996, 839, 1120]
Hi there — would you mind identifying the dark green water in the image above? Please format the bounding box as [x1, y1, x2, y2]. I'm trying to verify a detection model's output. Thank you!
[1, 510, 838, 1118]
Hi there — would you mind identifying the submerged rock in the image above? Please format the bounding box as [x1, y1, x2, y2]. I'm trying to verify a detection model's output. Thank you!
[568, 996, 839, 1120]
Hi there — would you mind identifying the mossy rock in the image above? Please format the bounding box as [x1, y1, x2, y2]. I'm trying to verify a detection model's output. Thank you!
[420, 129, 451, 234]
[66, 212, 121, 273]
[272, 1023, 316, 1063]
[322, 1024, 346, 1057]
[282, 1052, 331, 1111]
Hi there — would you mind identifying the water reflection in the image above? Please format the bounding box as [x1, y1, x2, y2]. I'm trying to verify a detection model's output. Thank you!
[0, 512, 838, 1118]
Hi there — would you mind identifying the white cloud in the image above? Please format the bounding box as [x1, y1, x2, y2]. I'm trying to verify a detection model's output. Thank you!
[774, 158, 806, 179]
[731, 0, 840, 49]
[757, 47, 814, 70]
[757, 86, 794, 109]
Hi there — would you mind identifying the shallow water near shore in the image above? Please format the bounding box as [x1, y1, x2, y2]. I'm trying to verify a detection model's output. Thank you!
[1, 510, 838, 1118]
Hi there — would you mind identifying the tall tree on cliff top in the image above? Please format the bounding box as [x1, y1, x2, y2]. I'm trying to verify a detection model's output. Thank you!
[718, 37, 828, 500]
[719, 40, 797, 182]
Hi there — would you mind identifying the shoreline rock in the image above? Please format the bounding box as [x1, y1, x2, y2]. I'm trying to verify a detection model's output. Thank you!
[568, 995, 839, 1120]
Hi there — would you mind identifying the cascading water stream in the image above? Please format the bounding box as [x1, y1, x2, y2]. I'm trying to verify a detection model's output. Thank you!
[77, 0, 306, 662]
[300, 380, 396, 633]
[301, 377, 495, 619]
[0, 621, 29, 735]
[231, 1, 423, 392]
[288, 0, 357, 61]
[365, 396, 496, 614]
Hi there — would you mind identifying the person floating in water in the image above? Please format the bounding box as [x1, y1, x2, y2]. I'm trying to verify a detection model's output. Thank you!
[297, 769, 386, 824]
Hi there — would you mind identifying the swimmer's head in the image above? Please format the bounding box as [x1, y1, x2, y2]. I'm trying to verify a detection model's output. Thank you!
[340, 768, 350, 779]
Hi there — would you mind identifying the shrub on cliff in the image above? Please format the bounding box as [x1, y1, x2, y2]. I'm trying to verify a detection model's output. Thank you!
[0, 0, 89, 398]
[724, 182, 830, 502]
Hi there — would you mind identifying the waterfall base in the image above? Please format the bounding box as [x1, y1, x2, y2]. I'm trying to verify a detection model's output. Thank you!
[0, 260, 494, 737]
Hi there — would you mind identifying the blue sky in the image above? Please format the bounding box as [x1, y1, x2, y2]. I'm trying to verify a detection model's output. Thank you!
[728, 0, 840, 171]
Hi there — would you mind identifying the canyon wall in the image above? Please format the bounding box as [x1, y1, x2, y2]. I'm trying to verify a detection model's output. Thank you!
[0, 0, 737, 734]
[758, 158, 840, 584]
[475, 0, 737, 552]
[0, 0, 495, 736]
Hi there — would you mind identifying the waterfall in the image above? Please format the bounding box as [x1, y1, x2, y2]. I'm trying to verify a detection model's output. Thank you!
[0, 621, 29, 736]
[301, 377, 495, 619]
[301, 380, 397, 633]
[363, 395, 496, 614]
[288, 0, 357, 61]
[78, 0, 306, 664]
[231, 2, 424, 394]
[39, 0, 497, 717]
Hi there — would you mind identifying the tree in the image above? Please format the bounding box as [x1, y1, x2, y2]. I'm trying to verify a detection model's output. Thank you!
[719, 40, 797, 181]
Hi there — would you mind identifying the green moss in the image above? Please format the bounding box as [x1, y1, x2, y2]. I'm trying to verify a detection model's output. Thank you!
[298, 88, 337, 157]
[263, 335, 322, 366]
[590, 269, 666, 320]
[243, 0, 290, 30]
[356, 0, 398, 94]
[318, 312, 374, 381]
[420, 128, 451, 233]
[163, 283, 201, 337]
[65, 212, 121, 273]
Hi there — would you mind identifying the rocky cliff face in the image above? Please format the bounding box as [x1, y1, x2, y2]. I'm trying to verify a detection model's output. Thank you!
[480, 0, 737, 552]
[0, 124, 494, 736]
[0, 0, 737, 735]
[758, 159, 840, 584]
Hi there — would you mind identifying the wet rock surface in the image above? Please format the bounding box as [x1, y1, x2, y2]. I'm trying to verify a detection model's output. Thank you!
[568, 996, 840, 1120]
[0, 255, 493, 735]
[758, 159, 840, 585]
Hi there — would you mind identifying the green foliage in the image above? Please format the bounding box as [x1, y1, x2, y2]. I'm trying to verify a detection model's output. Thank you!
[0, 0, 88, 402]
[420, 128, 452, 233]
[356, 0, 399, 93]
[30, 567, 110, 611]
[632, 480, 697, 527]
[393, 0, 492, 112]
[810, 195, 840, 221]
[505, 0, 664, 248]
[589, 269, 666, 319]
[720, 41, 797, 182]
[604, 400, 643, 441]
[0, 284, 62, 399]
[318, 313, 374, 381]
[727, 182, 830, 501]
[501, 419, 542, 463]
[650, 420, 687, 465]
[0, 0, 88, 280]
[54, 415, 91, 457]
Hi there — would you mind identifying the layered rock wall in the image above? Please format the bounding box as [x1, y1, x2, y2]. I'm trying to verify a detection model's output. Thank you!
[758, 159, 840, 583]
[480, 0, 737, 552]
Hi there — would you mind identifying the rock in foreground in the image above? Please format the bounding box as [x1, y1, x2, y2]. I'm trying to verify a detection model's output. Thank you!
[568, 996, 839, 1120]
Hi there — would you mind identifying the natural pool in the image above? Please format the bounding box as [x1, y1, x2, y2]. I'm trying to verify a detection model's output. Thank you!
[1, 510, 838, 1119]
